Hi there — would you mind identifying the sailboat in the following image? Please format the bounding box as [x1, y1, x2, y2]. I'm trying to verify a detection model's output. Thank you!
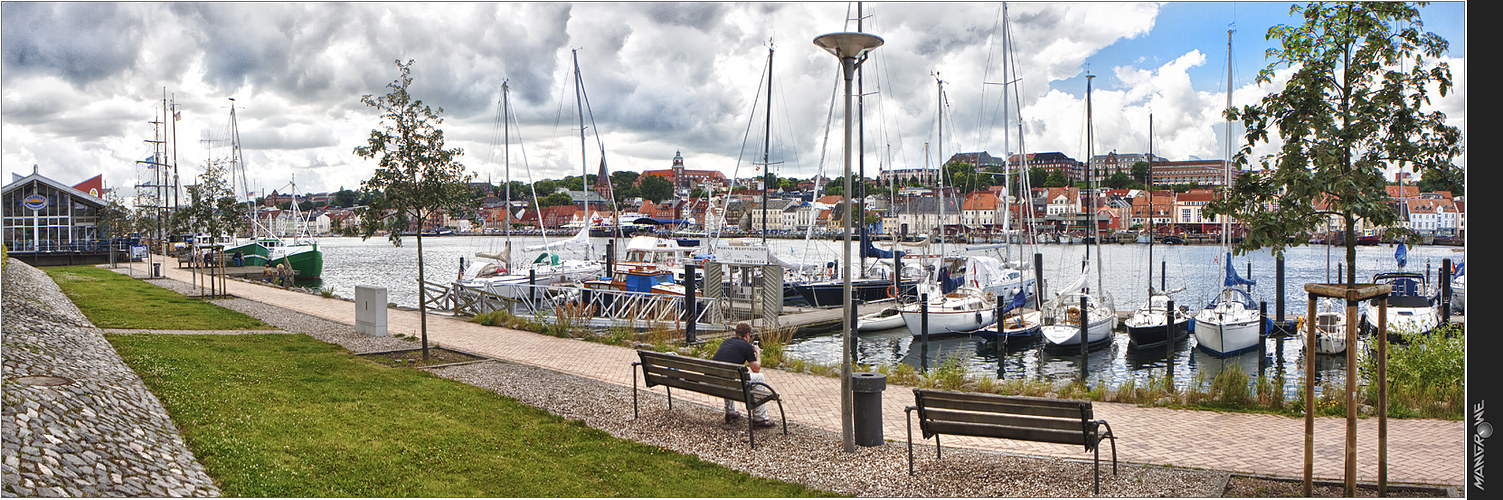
[1192, 30, 1262, 356]
[1124, 114, 1190, 348]
[454, 80, 602, 302]
[222, 99, 323, 280]
[1040, 74, 1116, 350]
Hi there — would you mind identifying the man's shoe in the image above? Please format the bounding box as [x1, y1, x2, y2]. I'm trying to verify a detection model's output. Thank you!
[752, 419, 776, 429]
[724, 413, 743, 424]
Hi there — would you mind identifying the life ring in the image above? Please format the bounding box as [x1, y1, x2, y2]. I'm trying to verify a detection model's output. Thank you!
[1067, 307, 1081, 323]
[887, 285, 898, 298]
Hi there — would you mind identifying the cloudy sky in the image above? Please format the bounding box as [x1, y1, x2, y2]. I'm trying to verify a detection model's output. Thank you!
[3, 1, 1466, 201]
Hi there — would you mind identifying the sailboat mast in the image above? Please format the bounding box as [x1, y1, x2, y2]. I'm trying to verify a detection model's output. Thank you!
[762, 45, 773, 245]
[935, 74, 945, 254]
[574, 50, 587, 215]
[1222, 29, 1233, 251]
[857, 3, 868, 278]
[1147, 113, 1155, 293]
[1087, 73, 1103, 295]
[503, 81, 513, 261]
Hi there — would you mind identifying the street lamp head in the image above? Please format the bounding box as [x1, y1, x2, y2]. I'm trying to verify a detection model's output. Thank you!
[813, 32, 884, 60]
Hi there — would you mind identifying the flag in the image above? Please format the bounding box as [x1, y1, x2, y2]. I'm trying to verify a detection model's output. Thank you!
[1395, 242, 1408, 268]
[1452, 262, 1465, 279]
[174, 110, 182, 121]
[141, 155, 157, 168]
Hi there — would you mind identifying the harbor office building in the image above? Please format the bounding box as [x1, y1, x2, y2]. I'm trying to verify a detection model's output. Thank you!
[3, 169, 118, 266]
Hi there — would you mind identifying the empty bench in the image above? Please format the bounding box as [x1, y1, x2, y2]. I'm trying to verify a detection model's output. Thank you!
[906, 388, 1117, 494]
[632, 350, 787, 448]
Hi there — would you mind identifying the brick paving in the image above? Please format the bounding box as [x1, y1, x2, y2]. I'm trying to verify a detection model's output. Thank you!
[141, 259, 1466, 487]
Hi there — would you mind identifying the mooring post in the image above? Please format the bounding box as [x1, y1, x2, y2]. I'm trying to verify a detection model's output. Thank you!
[1259, 301, 1268, 377]
[1078, 295, 1088, 381]
[920, 294, 929, 372]
[605, 240, 614, 278]
[1277, 255, 1286, 325]
[1165, 299, 1176, 381]
[996, 296, 1006, 378]
[1440, 258, 1452, 325]
[529, 269, 537, 306]
[684, 263, 698, 344]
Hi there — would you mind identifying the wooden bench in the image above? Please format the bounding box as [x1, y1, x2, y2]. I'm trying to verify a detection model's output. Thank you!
[906, 388, 1117, 494]
[632, 350, 787, 448]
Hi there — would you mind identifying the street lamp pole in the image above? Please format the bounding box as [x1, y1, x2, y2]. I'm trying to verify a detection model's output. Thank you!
[813, 31, 883, 453]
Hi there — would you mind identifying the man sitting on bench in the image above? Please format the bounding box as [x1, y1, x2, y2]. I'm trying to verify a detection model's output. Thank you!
[712, 323, 775, 428]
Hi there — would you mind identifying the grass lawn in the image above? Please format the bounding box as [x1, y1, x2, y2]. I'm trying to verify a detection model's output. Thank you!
[108, 333, 836, 497]
[44, 265, 273, 330]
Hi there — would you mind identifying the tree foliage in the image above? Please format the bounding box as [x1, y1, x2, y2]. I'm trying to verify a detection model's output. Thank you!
[352, 59, 473, 360]
[638, 175, 674, 203]
[353, 59, 474, 245]
[1204, 2, 1461, 283]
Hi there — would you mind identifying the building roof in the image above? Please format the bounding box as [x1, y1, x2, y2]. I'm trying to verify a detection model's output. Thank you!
[3, 170, 108, 207]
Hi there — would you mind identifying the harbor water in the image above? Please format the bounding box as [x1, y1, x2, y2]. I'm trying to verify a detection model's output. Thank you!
[303, 234, 1464, 396]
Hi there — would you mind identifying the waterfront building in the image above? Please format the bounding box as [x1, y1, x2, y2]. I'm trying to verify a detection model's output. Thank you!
[1147, 159, 1228, 186]
[1008, 152, 1082, 182]
[2, 168, 114, 265]
[960, 191, 1001, 231]
[638, 151, 729, 196]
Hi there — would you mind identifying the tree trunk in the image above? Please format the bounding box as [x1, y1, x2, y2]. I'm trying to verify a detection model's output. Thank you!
[416, 211, 429, 361]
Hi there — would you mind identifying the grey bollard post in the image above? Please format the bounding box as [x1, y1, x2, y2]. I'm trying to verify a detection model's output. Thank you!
[851, 372, 887, 447]
[1440, 258, 1451, 324]
[997, 296, 1007, 378]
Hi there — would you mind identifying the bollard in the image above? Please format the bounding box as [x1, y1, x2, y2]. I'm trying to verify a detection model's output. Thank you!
[529, 269, 537, 305]
[852, 372, 887, 447]
[920, 294, 930, 372]
[605, 240, 615, 278]
[1277, 256, 1287, 324]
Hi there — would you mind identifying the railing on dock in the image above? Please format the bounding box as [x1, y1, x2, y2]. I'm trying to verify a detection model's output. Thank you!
[425, 279, 724, 331]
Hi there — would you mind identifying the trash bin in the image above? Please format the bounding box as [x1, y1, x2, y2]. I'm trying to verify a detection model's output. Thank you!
[852, 371, 887, 447]
[152, 263, 161, 278]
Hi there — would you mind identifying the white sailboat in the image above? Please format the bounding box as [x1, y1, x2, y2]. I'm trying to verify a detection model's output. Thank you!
[1308, 297, 1348, 355]
[1192, 30, 1263, 357]
[1124, 114, 1190, 348]
[1041, 73, 1116, 350]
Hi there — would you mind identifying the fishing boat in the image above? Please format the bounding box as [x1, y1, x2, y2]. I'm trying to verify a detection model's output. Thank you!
[1124, 115, 1190, 349]
[221, 98, 322, 280]
[1192, 31, 1262, 357]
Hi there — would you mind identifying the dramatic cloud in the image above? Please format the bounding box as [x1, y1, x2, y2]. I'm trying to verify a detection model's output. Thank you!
[3, 2, 1465, 200]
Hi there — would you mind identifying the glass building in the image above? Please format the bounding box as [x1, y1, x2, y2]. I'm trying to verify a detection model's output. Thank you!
[2, 170, 111, 262]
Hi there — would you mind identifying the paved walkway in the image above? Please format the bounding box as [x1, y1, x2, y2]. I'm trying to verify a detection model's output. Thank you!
[139, 259, 1465, 487]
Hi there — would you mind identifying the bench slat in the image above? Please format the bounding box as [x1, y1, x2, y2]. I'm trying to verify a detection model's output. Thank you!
[639, 352, 746, 379]
[644, 374, 748, 401]
[925, 420, 1090, 446]
[921, 407, 1086, 433]
[641, 366, 746, 390]
[918, 392, 1090, 420]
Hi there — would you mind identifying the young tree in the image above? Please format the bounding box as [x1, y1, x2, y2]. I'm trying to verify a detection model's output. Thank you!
[638, 175, 674, 203]
[353, 59, 474, 361]
[1206, 2, 1461, 284]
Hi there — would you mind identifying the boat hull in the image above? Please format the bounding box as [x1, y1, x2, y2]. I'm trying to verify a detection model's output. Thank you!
[270, 244, 322, 281]
[857, 308, 906, 331]
[1125, 319, 1191, 349]
[794, 279, 917, 308]
[1041, 314, 1115, 349]
[1192, 315, 1261, 356]
[900, 308, 994, 336]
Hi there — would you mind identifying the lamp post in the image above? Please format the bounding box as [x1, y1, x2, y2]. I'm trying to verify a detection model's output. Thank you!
[814, 31, 883, 454]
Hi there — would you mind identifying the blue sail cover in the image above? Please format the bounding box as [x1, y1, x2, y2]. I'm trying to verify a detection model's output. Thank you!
[1395, 242, 1408, 268]
[860, 227, 905, 259]
[938, 266, 963, 294]
[1002, 288, 1028, 313]
[1223, 253, 1256, 287]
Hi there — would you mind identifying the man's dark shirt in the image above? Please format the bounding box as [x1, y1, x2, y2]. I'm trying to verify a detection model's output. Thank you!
[713, 337, 757, 365]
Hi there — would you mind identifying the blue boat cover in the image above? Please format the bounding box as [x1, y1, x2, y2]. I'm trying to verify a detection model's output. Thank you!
[1223, 252, 1256, 288]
